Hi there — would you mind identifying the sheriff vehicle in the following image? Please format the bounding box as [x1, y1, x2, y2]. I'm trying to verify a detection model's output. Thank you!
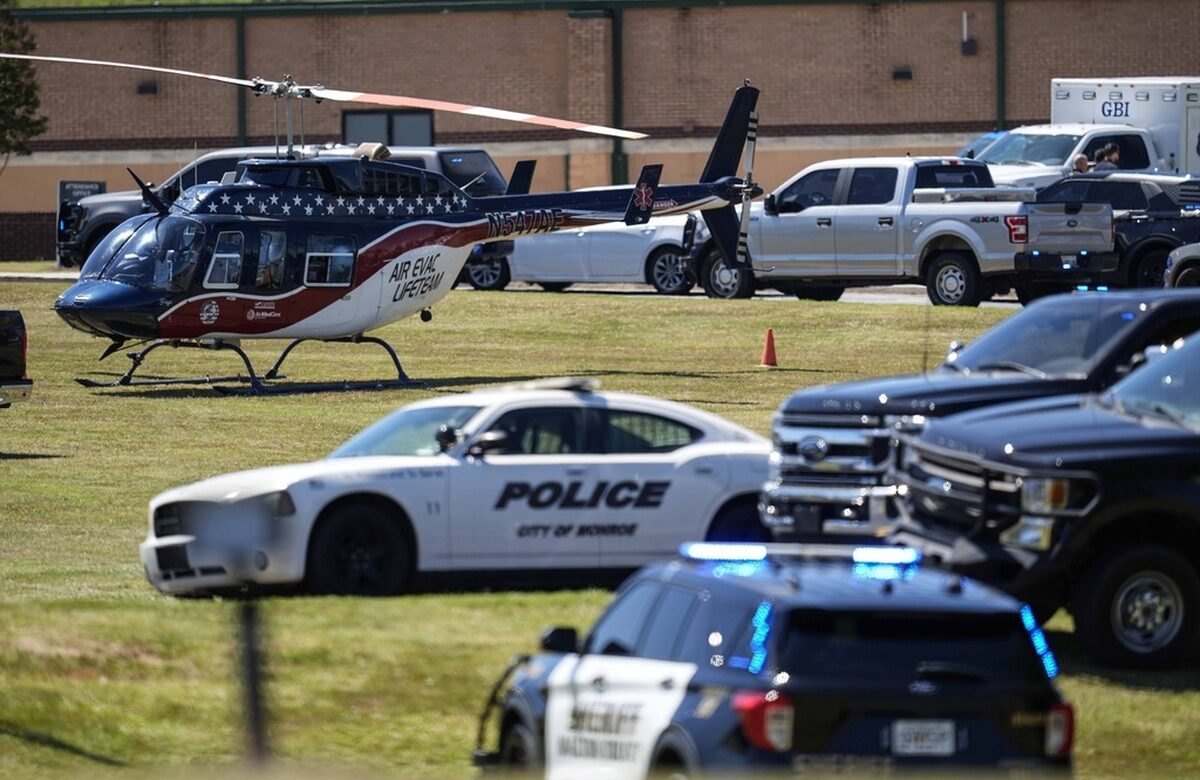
[140, 380, 770, 596]
[474, 543, 1073, 777]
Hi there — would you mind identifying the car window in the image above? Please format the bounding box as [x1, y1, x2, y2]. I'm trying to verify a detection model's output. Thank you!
[205, 231, 244, 289]
[488, 407, 585, 455]
[777, 169, 839, 212]
[1038, 179, 1092, 203]
[1113, 135, 1151, 169]
[914, 164, 992, 189]
[586, 581, 662, 656]
[304, 235, 356, 286]
[676, 595, 756, 671]
[601, 410, 701, 454]
[640, 586, 700, 661]
[845, 168, 899, 205]
[775, 610, 1045, 683]
[1091, 181, 1149, 210]
[1129, 315, 1200, 354]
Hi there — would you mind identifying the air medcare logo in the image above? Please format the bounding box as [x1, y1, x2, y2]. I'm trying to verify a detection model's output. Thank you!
[199, 300, 220, 325]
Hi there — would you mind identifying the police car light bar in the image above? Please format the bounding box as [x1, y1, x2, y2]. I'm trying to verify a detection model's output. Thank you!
[679, 542, 922, 565]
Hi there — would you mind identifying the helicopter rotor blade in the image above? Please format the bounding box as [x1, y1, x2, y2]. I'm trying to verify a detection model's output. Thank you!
[0, 51, 648, 140]
[0, 52, 258, 90]
[308, 87, 647, 140]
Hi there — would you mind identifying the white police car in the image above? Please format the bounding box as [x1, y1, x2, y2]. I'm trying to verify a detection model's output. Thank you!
[475, 543, 1073, 778]
[140, 379, 771, 595]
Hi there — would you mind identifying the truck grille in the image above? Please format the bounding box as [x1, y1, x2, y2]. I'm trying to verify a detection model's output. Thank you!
[897, 442, 1020, 536]
[774, 413, 891, 486]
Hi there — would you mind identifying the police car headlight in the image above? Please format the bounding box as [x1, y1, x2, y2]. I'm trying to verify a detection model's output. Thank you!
[1000, 516, 1055, 551]
[766, 451, 783, 483]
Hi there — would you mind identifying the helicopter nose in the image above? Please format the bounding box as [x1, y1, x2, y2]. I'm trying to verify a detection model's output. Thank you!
[55, 280, 163, 339]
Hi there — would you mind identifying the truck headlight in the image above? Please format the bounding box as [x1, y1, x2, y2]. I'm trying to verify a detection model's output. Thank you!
[1020, 478, 1071, 514]
[766, 452, 782, 483]
[1000, 516, 1055, 551]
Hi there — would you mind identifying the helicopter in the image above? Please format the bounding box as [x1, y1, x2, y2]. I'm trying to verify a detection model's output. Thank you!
[2, 53, 761, 394]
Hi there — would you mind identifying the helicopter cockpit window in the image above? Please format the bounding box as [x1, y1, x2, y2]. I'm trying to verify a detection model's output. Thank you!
[98, 216, 205, 293]
[305, 235, 356, 287]
[204, 231, 245, 289]
[255, 230, 287, 290]
[239, 167, 292, 188]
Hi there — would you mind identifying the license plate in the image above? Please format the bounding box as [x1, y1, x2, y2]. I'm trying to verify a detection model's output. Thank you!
[1062, 254, 1077, 268]
[891, 719, 955, 756]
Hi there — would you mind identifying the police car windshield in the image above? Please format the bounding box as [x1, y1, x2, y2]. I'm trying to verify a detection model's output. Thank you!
[776, 610, 1044, 682]
[1106, 337, 1200, 431]
[329, 405, 481, 458]
[944, 296, 1142, 378]
[977, 133, 1080, 166]
[95, 216, 206, 292]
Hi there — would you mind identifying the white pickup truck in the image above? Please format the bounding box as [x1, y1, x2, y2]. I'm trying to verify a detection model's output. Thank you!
[977, 124, 1164, 190]
[693, 157, 1116, 306]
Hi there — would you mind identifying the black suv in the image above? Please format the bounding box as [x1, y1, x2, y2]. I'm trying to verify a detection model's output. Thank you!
[762, 290, 1200, 541]
[475, 544, 1073, 776]
[891, 319, 1200, 667]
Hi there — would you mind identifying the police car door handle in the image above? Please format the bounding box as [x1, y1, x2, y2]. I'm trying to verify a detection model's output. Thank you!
[660, 678, 675, 690]
[693, 465, 715, 475]
[565, 466, 589, 476]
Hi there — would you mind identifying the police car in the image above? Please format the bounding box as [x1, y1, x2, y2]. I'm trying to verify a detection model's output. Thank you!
[140, 380, 770, 595]
[474, 544, 1073, 777]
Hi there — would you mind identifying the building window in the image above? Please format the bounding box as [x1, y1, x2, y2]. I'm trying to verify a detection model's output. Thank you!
[343, 110, 434, 146]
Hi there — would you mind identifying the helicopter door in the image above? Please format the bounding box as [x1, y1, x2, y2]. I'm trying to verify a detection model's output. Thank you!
[302, 233, 359, 331]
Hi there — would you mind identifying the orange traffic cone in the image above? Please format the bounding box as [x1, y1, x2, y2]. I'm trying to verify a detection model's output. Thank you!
[760, 328, 778, 367]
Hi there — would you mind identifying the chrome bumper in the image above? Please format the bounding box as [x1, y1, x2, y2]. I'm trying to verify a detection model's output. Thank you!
[759, 482, 898, 537]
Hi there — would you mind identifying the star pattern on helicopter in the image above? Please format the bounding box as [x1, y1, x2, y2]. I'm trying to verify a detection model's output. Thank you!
[184, 187, 471, 220]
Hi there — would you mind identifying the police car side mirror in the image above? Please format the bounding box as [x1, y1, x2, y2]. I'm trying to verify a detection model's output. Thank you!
[468, 430, 508, 458]
[540, 626, 578, 654]
[435, 425, 460, 453]
[764, 194, 778, 215]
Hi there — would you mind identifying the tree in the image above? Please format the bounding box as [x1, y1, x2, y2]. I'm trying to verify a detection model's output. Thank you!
[0, 0, 48, 178]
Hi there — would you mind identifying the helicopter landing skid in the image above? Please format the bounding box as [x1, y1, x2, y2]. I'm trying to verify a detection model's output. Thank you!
[76, 335, 420, 395]
[76, 339, 262, 390]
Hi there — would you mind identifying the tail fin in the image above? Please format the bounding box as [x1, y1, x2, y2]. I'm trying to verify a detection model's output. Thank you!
[702, 204, 742, 269]
[505, 160, 537, 195]
[699, 83, 760, 183]
[624, 164, 663, 225]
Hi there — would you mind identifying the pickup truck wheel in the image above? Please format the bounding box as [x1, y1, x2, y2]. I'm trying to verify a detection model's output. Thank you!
[646, 245, 693, 295]
[1071, 544, 1200, 668]
[537, 282, 572, 292]
[793, 285, 845, 301]
[925, 252, 982, 307]
[306, 502, 411, 596]
[1132, 248, 1171, 288]
[465, 257, 511, 291]
[701, 251, 754, 299]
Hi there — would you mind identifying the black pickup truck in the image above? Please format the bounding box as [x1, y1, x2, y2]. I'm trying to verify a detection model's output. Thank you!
[0, 311, 32, 408]
[1029, 173, 1200, 296]
[761, 290, 1200, 540]
[891, 312, 1200, 668]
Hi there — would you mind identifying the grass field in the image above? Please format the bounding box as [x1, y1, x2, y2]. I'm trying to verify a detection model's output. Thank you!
[2, 280, 1198, 778]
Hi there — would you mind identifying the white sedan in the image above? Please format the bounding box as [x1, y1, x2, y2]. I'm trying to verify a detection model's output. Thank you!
[140, 380, 770, 596]
[463, 215, 695, 295]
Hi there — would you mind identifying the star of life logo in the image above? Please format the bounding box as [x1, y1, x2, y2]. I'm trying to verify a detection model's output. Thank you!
[633, 183, 654, 210]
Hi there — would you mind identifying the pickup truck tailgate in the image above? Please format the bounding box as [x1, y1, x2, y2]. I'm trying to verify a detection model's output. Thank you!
[1025, 203, 1114, 254]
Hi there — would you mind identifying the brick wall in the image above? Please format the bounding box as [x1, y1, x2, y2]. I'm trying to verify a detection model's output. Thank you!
[0, 213, 56, 261]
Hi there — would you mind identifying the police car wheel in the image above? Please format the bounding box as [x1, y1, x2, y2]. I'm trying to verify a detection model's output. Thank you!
[925, 252, 982, 307]
[466, 257, 511, 291]
[499, 721, 541, 769]
[1132, 248, 1170, 289]
[705, 501, 771, 543]
[1072, 543, 1200, 668]
[306, 503, 411, 596]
